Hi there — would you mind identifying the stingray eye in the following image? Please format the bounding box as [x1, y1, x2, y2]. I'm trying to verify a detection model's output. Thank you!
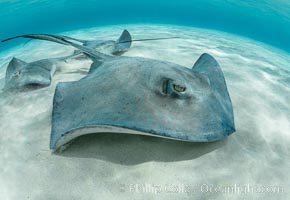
[173, 83, 186, 92]
[12, 71, 20, 77]
[162, 79, 186, 96]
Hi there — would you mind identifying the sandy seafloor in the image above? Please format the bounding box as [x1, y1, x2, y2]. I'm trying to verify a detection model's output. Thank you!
[0, 24, 289, 199]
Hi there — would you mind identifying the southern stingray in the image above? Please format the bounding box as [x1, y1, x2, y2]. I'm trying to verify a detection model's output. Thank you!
[2, 34, 235, 150]
[53, 29, 133, 56]
[4, 55, 73, 90]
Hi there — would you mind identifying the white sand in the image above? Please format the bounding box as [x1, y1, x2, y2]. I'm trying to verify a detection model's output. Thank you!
[0, 24, 289, 199]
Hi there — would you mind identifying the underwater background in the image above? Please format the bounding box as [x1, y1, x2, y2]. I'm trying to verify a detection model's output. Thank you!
[0, 1, 290, 200]
[0, 0, 290, 53]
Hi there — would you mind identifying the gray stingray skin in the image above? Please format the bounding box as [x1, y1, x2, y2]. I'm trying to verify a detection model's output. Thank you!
[74, 29, 132, 55]
[4, 56, 65, 90]
[50, 53, 235, 150]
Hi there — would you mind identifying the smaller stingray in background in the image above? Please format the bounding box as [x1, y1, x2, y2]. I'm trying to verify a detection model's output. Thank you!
[4, 54, 76, 90]
[3, 34, 235, 151]
[3, 29, 180, 56]
[64, 29, 180, 56]
[65, 29, 132, 56]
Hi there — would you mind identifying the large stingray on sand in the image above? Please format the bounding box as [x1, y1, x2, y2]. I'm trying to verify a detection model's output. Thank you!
[2, 34, 235, 150]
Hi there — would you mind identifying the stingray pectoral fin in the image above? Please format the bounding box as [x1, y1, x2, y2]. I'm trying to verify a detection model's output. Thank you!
[4, 57, 27, 87]
[87, 60, 103, 74]
[117, 29, 132, 43]
[111, 29, 132, 55]
[50, 82, 68, 149]
[6, 57, 26, 76]
[192, 53, 235, 133]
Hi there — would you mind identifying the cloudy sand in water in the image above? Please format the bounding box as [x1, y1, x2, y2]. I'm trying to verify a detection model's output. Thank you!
[0, 25, 290, 199]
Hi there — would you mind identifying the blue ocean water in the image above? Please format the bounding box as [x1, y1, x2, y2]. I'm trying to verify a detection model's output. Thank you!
[0, 0, 289, 53]
[1, 1, 290, 199]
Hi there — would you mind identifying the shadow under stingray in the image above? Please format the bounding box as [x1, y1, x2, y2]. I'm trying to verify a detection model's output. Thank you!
[56, 133, 228, 165]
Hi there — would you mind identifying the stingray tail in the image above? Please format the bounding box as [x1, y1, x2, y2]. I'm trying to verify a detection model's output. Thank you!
[57, 35, 86, 43]
[53, 51, 83, 63]
[2, 34, 70, 45]
[2, 34, 109, 60]
[129, 36, 181, 43]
